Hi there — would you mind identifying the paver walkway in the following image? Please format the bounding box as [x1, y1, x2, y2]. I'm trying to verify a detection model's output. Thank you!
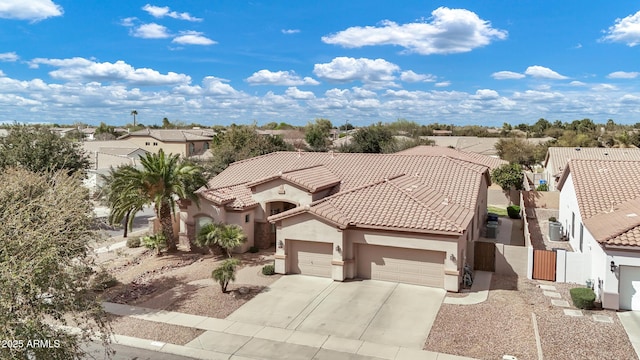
[103, 302, 477, 360]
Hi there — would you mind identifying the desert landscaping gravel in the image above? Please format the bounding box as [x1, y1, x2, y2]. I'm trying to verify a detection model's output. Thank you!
[426, 275, 636, 360]
[109, 316, 204, 345]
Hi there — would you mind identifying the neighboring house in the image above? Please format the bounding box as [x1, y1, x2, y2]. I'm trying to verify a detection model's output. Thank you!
[118, 128, 214, 157]
[544, 147, 640, 191]
[81, 140, 148, 192]
[257, 129, 307, 149]
[424, 136, 554, 158]
[180, 150, 492, 292]
[557, 159, 640, 310]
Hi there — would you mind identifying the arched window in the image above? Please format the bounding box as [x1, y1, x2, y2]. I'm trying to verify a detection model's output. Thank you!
[194, 216, 214, 235]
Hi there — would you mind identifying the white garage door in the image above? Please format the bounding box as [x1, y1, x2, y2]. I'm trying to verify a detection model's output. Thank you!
[289, 241, 332, 277]
[357, 244, 445, 288]
[620, 266, 640, 311]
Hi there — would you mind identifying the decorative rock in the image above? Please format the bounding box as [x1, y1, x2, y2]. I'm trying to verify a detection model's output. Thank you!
[238, 286, 250, 295]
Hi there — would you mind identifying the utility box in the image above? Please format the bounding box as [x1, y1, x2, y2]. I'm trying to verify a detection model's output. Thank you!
[549, 222, 562, 241]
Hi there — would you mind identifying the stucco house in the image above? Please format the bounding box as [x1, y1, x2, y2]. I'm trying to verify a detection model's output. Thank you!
[180, 149, 493, 292]
[118, 128, 214, 157]
[544, 147, 640, 191]
[81, 140, 148, 193]
[557, 159, 640, 310]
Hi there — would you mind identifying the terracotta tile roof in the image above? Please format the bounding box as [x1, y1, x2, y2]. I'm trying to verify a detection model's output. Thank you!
[558, 159, 640, 246]
[397, 145, 507, 169]
[198, 151, 489, 233]
[545, 147, 640, 177]
[203, 152, 489, 211]
[247, 165, 341, 192]
[120, 129, 214, 142]
[268, 173, 475, 234]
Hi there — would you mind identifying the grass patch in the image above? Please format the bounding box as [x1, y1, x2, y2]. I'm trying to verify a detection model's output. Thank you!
[487, 206, 508, 217]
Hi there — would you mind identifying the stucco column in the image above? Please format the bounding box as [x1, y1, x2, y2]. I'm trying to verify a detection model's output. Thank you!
[331, 230, 346, 281]
[274, 223, 286, 274]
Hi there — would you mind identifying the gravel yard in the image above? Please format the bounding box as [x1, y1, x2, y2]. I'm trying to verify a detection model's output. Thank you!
[109, 316, 204, 345]
[425, 275, 637, 360]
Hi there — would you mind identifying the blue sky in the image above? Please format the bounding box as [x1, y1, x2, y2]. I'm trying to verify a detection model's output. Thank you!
[1, 1, 640, 127]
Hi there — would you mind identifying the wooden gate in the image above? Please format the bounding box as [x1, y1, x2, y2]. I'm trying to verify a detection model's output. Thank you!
[474, 241, 495, 272]
[533, 249, 556, 281]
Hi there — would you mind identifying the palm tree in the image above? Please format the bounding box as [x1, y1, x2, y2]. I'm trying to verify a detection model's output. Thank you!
[101, 166, 146, 238]
[105, 149, 207, 251]
[212, 258, 240, 293]
[197, 223, 246, 258]
[131, 110, 138, 127]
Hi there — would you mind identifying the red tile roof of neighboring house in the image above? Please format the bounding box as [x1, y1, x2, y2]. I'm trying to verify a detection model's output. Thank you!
[199, 151, 490, 232]
[545, 147, 640, 177]
[557, 159, 640, 247]
[397, 145, 507, 170]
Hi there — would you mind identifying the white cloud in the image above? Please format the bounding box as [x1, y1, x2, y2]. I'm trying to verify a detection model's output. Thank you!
[524, 65, 568, 80]
[592, 83, 618, 91]
[607, 71, 639, 79]
[132, 23, 171, 39]
[601, 10, 640, 46]
[281, 29, 300, 34]
[0, 0, 62, 21]
[321, 7, 507, 55]
[246, 70, 319, 86]
[172, 31, 216, 45]
[313, 57, 399, 87]
[0, 52, 19, 62]
[285, 87, 315, 100]
[400, 70, 436, 82]
[491, 71, 525, 80]
[435, 81, 451, 87]
[30, 57, 191, 86]
[142, 4, 201, 22]
[472, 89, 500, 99]
[201, 76, 238, 95]
[121, 17, 137, 27]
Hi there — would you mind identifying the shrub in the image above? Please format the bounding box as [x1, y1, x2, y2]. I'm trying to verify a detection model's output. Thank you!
[126, 236, 141, 248]
[249, 246, 259, 253]
[507, 205, 521, 219]
[548, 217, 557, 223]
[262, 264, 275, 276]
[90, 269, 118, 291]
[536, 183, 548, 191]
[570, 287, 596, 309]
[142, 234, 167, 255]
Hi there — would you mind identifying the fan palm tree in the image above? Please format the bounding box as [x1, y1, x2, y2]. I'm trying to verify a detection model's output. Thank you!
[197, 223, 246, 258]
[130, 110, 138, 127]
[105, 149, 207, 251]
[212, 258, 240, 293]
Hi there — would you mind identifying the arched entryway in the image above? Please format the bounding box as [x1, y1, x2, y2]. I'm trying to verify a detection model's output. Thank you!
[255, 200, 297, 249]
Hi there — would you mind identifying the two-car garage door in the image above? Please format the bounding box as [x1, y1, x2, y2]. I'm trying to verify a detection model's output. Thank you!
[288, 241, 445, 288]
[357, 244, 445, 288]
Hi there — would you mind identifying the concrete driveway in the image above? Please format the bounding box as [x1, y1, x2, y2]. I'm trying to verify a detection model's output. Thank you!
[619, 311, 640, 359]
[226, 275, 445, 348]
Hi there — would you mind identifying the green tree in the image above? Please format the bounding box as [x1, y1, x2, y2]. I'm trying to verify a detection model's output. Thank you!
[105, 150, 207, 252]
[197, 223, 247, 258]
[131, 110, 138, 126]
[101, 166, 147, 238]
[0, 125, 90, 176]
[305, 118, 333, 151]
[491, 163, 524, 191]
[202, 125, 293, 175]
[495, 138, 542, 170]
[0, 168, 112, 359]
[212, 258, 240, 293]
[161, 117, 174, 129]
[95, 121, 118, 141]
[345, 122, 394, 153]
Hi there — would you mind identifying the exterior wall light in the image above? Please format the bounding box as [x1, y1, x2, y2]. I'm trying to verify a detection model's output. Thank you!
[335, 245, 341, 253]
[277, 240, 284, 249]
[610, 260, 617, 273]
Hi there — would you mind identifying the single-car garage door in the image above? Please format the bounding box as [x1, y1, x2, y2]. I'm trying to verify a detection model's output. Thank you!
[620, 266, 640, 310]
[289, 240, 332, 277]
[357, 244, 445, 288]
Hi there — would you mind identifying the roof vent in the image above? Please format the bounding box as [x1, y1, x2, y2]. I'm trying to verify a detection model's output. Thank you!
[329, 150, 335, 159]
[442, 197, 449, 205]
[575, 148, 581, 151]
[304, 204, 310, 210]
[297, 149, 302, 158]
[627, 213, 638, 217]
[604, 152, 609, 156]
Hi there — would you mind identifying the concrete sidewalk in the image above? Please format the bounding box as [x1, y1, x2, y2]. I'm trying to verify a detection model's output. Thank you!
[443, 271, 492, 305]
[104, 302, 477, 360]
